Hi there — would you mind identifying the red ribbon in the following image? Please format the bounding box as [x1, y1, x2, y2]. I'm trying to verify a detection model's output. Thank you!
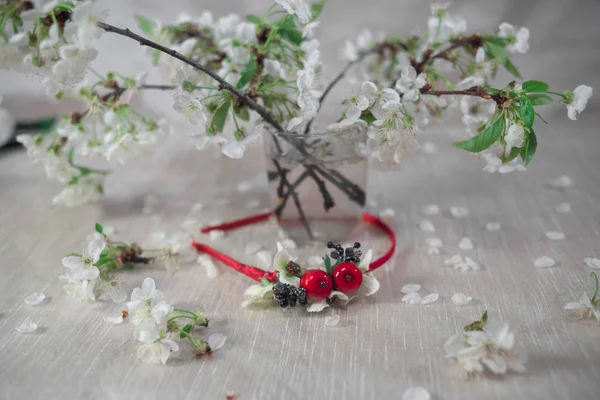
[192, 212, 395, 282]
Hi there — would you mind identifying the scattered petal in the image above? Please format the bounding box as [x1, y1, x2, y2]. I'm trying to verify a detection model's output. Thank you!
[108, 286, 127, 303]
[208, 333, 227, 351]
[464, 257, 480, 271]
[244, 241, 262, 255]
[450, 206, 469, 218]
[379, 208, 396, 218]
[458, 237, 473, 251]
[401, 292, 422, 304]
[209, 230, 225, 241]
[451, 293, 472, 306]
[421, 204, 440, 215]
[255, 250, 273, 269]
[421, 293, 439, 305]
[545, 231, 565, 241]
[583, 258, 600, 270]
[324, 314, 341, 327]
[547, 175, 572, 190]
[555, 202, 571, 214]
[236, 181, 253, 193]
[24, 292, 45, 306]
[197, 254, 218, 278]
[190, 202, 204, 213]
[427, 247, 440, 256]
[419, 219, 435, 232]
[402, 386, 431, 400]
[281, 238, 297, 249]
[104, 314, 124, 325]
[485, 222, 501, 232]
[534, 256, 556, 268]
[401, 283, 421, 294]
[16, 320, 37, 334]
[425, 237, 443, 248]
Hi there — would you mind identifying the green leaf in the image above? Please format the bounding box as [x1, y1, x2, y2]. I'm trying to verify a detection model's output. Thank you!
[520, 129, 537, 166]
[260, 277, 271, 286]
[279, 16, 304, 45]
[519, 97, 535, 128]
[453, 115, 504, 153]
[323, 255, 333, 275]
[236, 54, 257, 89]
[234, 106, 250, 121]
[484, 35, 510, 46]
[311, 1, 326, 20]
[246, 14, 262, 24]
[210, 102, 230, 133]
[485, 42, 507, 64]
[522, 80, 549, 93]
[135, 15, 155, 35]
[503, 57, 521, 78]
[500, 145, 522, 163]
[95, 223, 104, 235]
[359, 110, 376, 125]
[527, 93, 553, 106]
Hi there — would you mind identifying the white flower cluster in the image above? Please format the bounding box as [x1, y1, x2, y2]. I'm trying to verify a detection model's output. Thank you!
[444, 319, 526, 379]
[125, 278, 180, 364]
[427, 3, 467, 44]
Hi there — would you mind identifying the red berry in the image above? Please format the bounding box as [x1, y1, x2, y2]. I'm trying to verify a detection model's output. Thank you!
[300, 270, 333, 301]
[332, 262, 363, 294]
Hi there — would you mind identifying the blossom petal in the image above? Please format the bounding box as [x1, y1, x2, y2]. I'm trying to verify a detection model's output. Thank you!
[307, 301, 329, 312]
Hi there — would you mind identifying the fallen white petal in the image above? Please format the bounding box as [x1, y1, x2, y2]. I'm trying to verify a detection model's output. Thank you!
[244, 242, 262, 255]
[401, 283, 421, 294]
[555, 202, 571, 214]
[419, 219, 435, 232]
[324, 314, 341, 327]
[103, 314, 124, 325]
[420, 293, 439, 305]
[245, 199, 261, 210]
[451, 293, 472, 306]
[445, 254, 463, 266]
[485, 222, 501, 232]
[16, 320, 37, 334]
[584, 258, 600, 269]
[401, 292, 422, 304]
[108, 286, 127, 304]
[24, 292, 45, 306]
[204, 260, 218, 278]
[534, 256, 556, 268]
[421, 204, 440, 215]
[379, 208, 396, 218]
[209, 230, 225, 241]
[427, 247, 440, 256]
[208, 333, 227, 351]
[547, 175, 572, 190]
[402, 386, 431, 400]
[545, 231, 565, 241]
[464, 257, 480, 271]
[450, 206, 469, 218]
[458, 237, 473, 251]
[190, 202, 204, 213]
[281, 238, 297, 249]
[425, 237, 443, 248]
[181, 218, 199, 232]
[255, 250, 273, 268]
[237, 181, 253, 193]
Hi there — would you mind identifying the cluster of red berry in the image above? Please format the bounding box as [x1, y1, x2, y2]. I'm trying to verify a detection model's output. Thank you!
[297, 242, 365, 301]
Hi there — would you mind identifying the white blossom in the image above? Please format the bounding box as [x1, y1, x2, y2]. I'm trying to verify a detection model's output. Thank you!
[505, 123, 525, 148]
[52, 175, 105, 207]
[71, 1, 109, 46]
[566, 85, 593, 121]
[445, 320, 526, 379]
[134, 321, 179, 364]
[395, 67, 427, 102]
[361, 81, 400, 120]
[173, 93, 208, 125]
[274, 0, 312, 24]
[498, 23, 530, 54]
[343, 95, 369, 121]
[61, 237, 105, 281]
[565, 292, 600, 322]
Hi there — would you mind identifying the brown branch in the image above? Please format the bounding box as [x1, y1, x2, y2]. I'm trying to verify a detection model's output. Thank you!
[97, 22, 286, 133]
[420, 85, 507, 106]
[414, 34, 483, 74]
[306, 166, 334, 211]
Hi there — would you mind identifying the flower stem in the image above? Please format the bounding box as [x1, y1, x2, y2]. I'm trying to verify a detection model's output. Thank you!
[590, 272, 599, 305]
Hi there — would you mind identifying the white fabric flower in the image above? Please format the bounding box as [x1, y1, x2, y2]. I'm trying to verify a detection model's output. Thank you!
[242, 284, 274, 307]
[505, 123, 525, 148]
[134, 322, 179, 364]
[274, 0, 312, 24]
[356, 249, 380, 297]
[273, 243, 300, 286]
[61, 237, 105, 281]
[566, 85, 593, 121]
[395, 67, 427, 102]
[307, 291, 349, 313]
[498, 23, 529, 54]
[565, 292, 600, 322]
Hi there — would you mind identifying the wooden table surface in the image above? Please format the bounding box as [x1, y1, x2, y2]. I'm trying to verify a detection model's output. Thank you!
[1, 0, 599, 399]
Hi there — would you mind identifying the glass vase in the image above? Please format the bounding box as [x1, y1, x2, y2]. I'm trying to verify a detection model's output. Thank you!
[263, 126, 368, 245]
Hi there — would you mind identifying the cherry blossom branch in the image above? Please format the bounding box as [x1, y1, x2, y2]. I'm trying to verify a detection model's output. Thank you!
[421, 86, 507, 106]
[414, 34, 483, 73]
[97, 22, 286, 133]
[304, 47, 379, 134]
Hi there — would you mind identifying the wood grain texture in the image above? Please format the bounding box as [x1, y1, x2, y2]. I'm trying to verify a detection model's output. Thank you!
[1, 0, 600, 399]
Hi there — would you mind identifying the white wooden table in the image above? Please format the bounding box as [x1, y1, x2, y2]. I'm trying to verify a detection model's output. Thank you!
[1, 0, 599, 399]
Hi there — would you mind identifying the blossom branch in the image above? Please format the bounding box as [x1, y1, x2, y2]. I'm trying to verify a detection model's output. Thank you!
[421, 85, 506, 106]
[414, 34, 483, 73]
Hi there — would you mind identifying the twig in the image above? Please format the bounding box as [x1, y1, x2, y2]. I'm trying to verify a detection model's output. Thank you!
[414, 34, 482, 73]
[141, 84, 177, 90]
[98, 22, 286, 133]
[421, 86, 506, 106]
[306, 166, 334, 211]
[304, 47, 378, 134]
[272, 160, 313, 240]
